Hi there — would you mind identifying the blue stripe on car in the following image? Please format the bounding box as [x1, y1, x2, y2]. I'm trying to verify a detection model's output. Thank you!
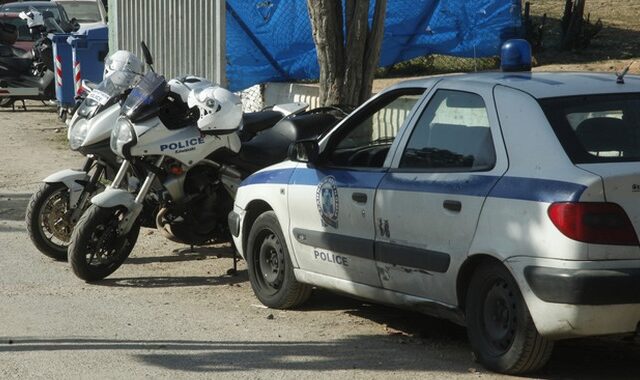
[240, 168, 587, 203]
[290, 168, 386, 189]
[489, 176, 586, 203]
[240, 168, 295, 186]
[378, 174, 498, 197]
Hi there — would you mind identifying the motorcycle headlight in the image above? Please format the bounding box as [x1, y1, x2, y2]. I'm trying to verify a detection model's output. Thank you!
[69, 119, 89, 150]
[110, 117, 135, 157]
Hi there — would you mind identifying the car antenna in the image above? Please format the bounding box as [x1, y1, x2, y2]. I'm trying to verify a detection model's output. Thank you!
[616, 61, 635, 84]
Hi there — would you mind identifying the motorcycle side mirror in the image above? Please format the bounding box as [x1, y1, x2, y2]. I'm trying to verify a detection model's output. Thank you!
[288, 139, 319, 163]
[70, 18, 80, 32]
[140, 41, 153, 66]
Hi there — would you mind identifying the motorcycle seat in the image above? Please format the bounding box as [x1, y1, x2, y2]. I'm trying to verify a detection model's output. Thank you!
[0, 50, 33, 75]
[0, 44, 31, 59]
[241, 110, 283, 136]
[237, 113, 339, 171]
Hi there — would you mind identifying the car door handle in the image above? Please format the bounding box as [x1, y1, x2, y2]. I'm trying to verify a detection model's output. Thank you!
[352, 192, 368, 203]
[443, 200, 462, 212]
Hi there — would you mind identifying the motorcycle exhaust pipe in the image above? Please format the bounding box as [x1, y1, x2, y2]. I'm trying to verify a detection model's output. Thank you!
[200, 159, 242, 179]
[155, 207, 183, 243]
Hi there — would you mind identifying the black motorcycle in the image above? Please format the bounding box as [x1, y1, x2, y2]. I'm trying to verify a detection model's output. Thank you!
[0, 10, 76, 109]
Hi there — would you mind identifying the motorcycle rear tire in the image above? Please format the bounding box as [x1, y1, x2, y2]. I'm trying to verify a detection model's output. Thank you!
[68, 204, 140, 282]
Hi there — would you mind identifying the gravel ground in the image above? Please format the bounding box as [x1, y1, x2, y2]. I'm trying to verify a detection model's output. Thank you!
[1, 103, 640, 379]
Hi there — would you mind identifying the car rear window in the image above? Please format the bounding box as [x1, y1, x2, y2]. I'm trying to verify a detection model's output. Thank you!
[539, 93, 640, 163]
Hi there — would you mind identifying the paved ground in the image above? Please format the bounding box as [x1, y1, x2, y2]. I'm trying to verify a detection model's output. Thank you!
[1, 103, 640, 379]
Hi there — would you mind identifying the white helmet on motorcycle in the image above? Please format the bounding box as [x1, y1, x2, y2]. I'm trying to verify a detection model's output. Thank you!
[103, 50, 143, 80]
[187, 86, 243, 133]
[168, 76, 212, 103]
[19, 8, 44, 29]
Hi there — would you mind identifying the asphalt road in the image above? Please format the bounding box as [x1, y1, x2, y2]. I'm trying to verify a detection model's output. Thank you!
[1, 104, 640, 379]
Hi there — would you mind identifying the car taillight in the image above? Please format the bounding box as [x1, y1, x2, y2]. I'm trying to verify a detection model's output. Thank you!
[548, 202, 639, 245]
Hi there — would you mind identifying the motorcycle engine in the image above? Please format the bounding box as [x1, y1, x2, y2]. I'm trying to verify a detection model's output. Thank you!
[156, 164, 233, 245]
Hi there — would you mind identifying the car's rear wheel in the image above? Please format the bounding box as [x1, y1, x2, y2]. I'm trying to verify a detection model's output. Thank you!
[465, 262, 553, 374]
[246, 211, 311, 309]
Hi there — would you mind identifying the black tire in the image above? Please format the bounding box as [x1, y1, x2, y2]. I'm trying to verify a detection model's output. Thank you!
[466, 263, 554, 374]
[25, 182, 73, 261]
[246, 211, 311, 309]
[0, 97, 15, 108]
[68, 204, 140, 282]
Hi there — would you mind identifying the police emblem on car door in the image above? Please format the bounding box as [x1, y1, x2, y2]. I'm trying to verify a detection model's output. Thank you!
[316, 176, 339, 228]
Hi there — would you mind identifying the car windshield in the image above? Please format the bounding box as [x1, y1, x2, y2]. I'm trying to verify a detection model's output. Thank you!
[58, 1, 100, 23]
[540, 93, 640, 163]
[121, 71, 168, 122]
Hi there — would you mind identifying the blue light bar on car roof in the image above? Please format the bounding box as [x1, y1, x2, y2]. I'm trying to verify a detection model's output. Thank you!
[500, 39, 532, 72]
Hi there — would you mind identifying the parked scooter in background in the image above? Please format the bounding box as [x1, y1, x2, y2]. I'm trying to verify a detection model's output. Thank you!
[0, 8, 74, 109]
[67, 42, 343, 282]
[25, 51, 144, 261]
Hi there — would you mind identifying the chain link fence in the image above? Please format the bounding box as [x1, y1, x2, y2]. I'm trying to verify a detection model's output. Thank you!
[238, 85, 264, 113]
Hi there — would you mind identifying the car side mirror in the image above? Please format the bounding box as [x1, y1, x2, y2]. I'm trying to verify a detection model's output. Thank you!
[288, 139, 319, 163]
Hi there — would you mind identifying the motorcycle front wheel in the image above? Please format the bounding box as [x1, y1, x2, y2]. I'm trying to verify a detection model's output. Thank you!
[68, 204, 140, 282]
[26, 182, 74, 261]
[0, 97, 15, 108]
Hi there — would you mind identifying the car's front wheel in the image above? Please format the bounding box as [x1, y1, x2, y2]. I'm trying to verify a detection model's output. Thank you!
[465, 262, 553, 374]
[246, 211, 311, 309]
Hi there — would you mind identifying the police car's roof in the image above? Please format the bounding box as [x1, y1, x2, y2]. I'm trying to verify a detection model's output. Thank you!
[395, 71, 640, 99]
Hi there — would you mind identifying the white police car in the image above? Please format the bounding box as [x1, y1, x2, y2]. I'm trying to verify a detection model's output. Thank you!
[228, 40, 640, 374]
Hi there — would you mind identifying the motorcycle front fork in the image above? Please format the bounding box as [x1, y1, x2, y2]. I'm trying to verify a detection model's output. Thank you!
[69, 157, 104, 223]
[112, 156, 165, 233]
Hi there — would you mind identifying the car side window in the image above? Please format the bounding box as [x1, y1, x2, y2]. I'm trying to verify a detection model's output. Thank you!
[399, 90, 496, 171]
[325, 89, 425, 168]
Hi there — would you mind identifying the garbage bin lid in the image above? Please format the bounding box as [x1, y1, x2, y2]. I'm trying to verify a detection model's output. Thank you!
[84, 25, 108, 40]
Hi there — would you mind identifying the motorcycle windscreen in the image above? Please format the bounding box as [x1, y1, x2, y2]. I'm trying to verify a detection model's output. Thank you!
[76, 70, 140, 120]
[121, 71, 169, 123]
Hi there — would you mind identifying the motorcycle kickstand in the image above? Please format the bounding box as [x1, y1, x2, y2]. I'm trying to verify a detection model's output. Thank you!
[226, 245, 238, 276]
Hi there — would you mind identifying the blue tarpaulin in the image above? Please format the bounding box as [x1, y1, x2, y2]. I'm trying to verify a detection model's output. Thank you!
[226, 0, 522, 91]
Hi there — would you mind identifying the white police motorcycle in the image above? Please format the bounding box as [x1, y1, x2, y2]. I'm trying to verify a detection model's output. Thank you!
[66, 42, 346, 281]
[25, 51, 144, 261]
[65, 66, 249, 280]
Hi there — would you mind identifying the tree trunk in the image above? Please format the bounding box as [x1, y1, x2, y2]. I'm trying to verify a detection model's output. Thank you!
[561, 0, 589, 50]
[308, 0, 387, 107]
[360, 0, 386, 102]
[307, 0, 345, 106]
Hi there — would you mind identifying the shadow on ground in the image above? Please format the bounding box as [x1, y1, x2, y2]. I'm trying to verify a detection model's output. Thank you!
[124, 244, 235, 265]
[0, 335, 471, 374]
[1, 330, 639, 378]
[0, 193, 30, 222]
[93, 270, 248, 288]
